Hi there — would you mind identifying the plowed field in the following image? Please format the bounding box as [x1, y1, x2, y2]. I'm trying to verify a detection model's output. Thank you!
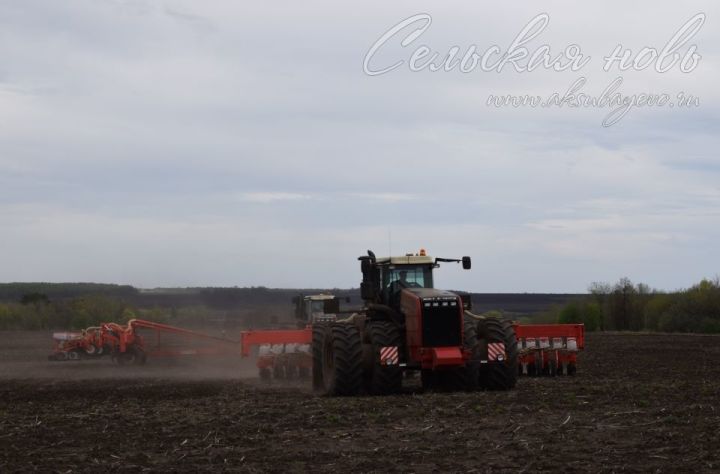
[1, 331, 718, 472]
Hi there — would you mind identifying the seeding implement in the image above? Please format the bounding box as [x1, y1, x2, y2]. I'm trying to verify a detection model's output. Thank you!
[239, 249, 586, 395]
[240, 294, 354, 380]
[241, 327, 313, 380]
[514, 323, 585, 376]
[49, 319, 239, 365]
[240, 321, 586, 383]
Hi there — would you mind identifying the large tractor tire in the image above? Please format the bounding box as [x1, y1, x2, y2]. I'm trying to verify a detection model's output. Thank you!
[312, 324, 327, 390]
[476, 317, 518, 390]
[317, 323, 363, 396]
[458, 317, 481, 391]
[365, 320, 403, 395]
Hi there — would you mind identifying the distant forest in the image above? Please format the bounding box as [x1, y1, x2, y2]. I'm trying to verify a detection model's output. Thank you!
[1, 279, 718, 333]
[549, 277, 720, 334]
[0, 282, 579, 331]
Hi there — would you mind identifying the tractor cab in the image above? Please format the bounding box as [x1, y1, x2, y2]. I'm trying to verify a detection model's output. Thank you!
[379, 259, 434, 309]
[292, 294, 346, 328]
[359, 249, 471, 312]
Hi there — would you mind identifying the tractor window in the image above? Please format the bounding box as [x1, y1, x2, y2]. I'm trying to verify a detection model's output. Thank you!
[381, 265, 433, 306]
[383, 266, 433, 294]
[310, 301, 325, 313]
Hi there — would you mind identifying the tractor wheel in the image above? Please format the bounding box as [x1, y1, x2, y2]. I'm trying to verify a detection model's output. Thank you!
[461, 317, 481, 391]
[319, 323, 363, 396]
[365, 320, 403, 395]
[476, 317, 518, 390]
[312, 324, 328, 390]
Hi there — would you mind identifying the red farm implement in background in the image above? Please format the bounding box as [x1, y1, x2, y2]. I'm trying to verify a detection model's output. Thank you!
[240, 328, 312, 380]
[514, 323, 585, 376]
[238, 294, 345, 380]
[49, 319, 240, 365]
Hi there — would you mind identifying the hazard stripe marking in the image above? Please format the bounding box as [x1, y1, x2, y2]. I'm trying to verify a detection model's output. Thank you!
[379, 346, 399, 366]
[487, 342, 506, 362]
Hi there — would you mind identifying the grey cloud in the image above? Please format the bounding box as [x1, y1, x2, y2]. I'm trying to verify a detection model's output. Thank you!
[0, 1, 718, 291]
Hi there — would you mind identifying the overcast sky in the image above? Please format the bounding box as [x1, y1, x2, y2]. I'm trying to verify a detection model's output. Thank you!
[0, 1, 718, 292]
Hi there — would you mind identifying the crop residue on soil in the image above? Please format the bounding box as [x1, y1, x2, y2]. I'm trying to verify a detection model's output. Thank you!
[1, 331, 719, 472]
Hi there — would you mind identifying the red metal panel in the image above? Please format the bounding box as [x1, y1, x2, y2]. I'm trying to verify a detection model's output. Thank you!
[401, 291, 423, 362]
[513, 323, 585, 349]
[431, 347, 464, 367]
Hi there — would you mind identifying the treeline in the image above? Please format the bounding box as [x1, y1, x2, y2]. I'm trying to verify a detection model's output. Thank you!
[0, 283, 137, 301]
[0, 295, 171, 331]
[199, 287, 357, 309]
[0, 284, 356, 330]
[0, 283, 357, 309]
[553, 277, 720, 333]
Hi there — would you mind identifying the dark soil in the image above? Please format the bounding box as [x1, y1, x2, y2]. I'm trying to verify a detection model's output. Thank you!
[1, 331, 718, 473]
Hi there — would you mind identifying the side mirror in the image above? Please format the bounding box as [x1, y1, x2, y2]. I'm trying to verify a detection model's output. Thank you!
[462, 256, 471, 270]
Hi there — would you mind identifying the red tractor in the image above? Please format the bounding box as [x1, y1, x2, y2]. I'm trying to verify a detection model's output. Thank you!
[311, 249, 518, 395]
